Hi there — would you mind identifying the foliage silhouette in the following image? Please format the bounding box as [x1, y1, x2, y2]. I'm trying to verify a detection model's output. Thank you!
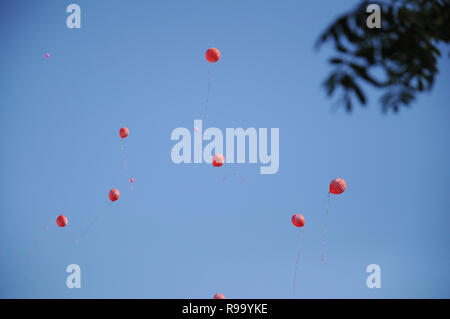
[317, 0, 450, 112]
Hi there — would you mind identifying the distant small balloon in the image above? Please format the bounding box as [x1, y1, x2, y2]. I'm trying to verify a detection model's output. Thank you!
[212, 154, 225, 167]
[205, 48, 221, 63]
[45, 53, 50, 58]
[213, 293, 225, 299]
[119, 127, 129, 139]
[56, 215, 68, 227]
[130, 178, 134, 183]
[194, 127, 199, 133]
[109, 189, 120, 202]
[291, 214, 305, 228]
[329, 178, 347, 195]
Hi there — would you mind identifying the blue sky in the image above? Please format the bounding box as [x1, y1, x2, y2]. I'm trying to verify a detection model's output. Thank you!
[0, 0, 449, 298]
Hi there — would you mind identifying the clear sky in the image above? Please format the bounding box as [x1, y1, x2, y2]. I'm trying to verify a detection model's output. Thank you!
[0, 0, 449, 299]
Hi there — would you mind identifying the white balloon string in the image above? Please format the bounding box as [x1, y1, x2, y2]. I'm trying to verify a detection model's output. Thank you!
[292, 228, 304, 298]
[320, 192, 331, 264]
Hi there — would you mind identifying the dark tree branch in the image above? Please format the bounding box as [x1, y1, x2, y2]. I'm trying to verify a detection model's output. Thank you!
[317, 0, 450, 112]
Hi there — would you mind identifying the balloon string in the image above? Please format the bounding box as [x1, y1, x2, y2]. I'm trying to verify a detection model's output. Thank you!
[120, 140, 129, 172]
[120, 140, 136, 194]
[120, 140, 140, 216]
[129, 181, 143, 217]
[214, 169, 226, 183]
[73, 202, 113, 244]
[292, 228, 304, 298]
[26, 220, 53, 268]
[213, 168, 246, 184]
[202, 63, 211, 129]
[320, 192, 331, 265]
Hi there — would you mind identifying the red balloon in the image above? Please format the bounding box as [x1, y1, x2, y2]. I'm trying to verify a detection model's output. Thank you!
[56, 215, 68, 227]
[109, 189, 120, 202]
[130, 178, 134, 183]
[291, 214, 305, 228]
[329, 178, 347, 195]
[213, 293, 225, 299]
[212, 154, 225, 167]
[206, 48, 220, 63]
[119, 127, 129, 139]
